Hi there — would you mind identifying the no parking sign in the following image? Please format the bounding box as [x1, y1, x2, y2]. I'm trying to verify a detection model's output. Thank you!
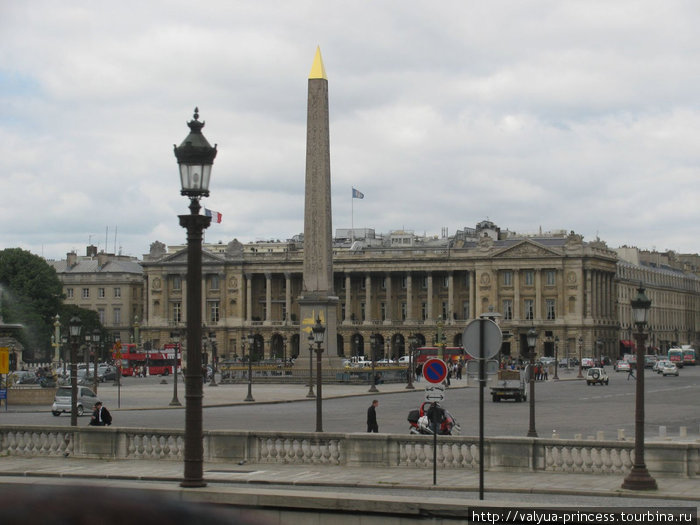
[423, 358, 448, 384]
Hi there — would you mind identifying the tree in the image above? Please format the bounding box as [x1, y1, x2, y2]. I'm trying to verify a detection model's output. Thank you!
[0, 248, 63, 361]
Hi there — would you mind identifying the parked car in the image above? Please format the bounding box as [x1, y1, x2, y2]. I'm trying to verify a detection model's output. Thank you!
[51, 386, 100, 416]
[614, 360, 631, 372]
[661, 363, 679, 377]
[586, 367, 609, 385]
[398, 355, 411, 364]
[581, 358, 595, 369]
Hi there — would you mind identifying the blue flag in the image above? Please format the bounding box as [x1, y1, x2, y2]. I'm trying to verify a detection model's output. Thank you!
[352, 187, 364, 199]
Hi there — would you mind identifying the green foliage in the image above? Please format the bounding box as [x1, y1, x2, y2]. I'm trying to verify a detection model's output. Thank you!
[0, 248, 64, 360]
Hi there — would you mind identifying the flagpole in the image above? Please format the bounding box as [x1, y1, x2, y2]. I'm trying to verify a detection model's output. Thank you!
[351, 188, 355, 242]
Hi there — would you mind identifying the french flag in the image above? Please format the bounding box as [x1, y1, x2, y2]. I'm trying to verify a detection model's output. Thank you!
[204, 208, 222, 223]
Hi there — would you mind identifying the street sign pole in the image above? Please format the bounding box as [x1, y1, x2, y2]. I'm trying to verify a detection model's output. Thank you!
[479, 319, 485, 500]
[421, 357, 448, 486]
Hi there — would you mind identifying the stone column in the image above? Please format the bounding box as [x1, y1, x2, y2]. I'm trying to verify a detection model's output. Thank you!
[364, 273, 372, 324]
[284, 272, 292, 324]
[264, 273, 272, 325]
[514, 269, 521, 320]
[245, 273, 253, 323]
[426, 272, 434, 324]
[384, 272, 393, 325]
[585, 270, 592, 319]
[448, 272, 454, 325]
[535, 270, 542, 322]
[406, 273, 414, 322]
[344, 273, 352, 324]
[469, 271, 476, 320]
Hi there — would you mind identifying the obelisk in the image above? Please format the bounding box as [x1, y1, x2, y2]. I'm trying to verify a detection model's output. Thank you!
[298, 46, 339, 362]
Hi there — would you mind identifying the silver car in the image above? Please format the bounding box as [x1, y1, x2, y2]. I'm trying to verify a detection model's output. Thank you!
[51, 386, 100, 416]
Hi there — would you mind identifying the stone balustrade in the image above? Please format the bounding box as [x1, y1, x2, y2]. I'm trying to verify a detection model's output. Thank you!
[1, 426, 698, 478]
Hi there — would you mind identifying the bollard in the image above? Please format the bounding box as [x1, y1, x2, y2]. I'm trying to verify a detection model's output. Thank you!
[659, 425, 667, 439]
[680, 426, 687, 438]
[596, 431, 605, 441]
[574, 433, 582, 440]
[617, 429, 626, 441]
[552, 430, 559, 439]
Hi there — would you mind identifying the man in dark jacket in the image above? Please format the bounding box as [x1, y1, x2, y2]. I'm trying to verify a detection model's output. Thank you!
[89, 401, 112, 426]
[366, 399, 379, 432]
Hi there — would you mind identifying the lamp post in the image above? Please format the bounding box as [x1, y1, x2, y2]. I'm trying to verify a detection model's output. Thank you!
[306, 332, 315, 398]
[245, 333, 255, 402]
[169, 331, 182, 406]
[92, 329, 100, 394]
[175, 107, 217, 488]
[312, 318, 326, 432]
[53, 315, 61, 366]
[577, 336, 584, 379]
[68, 316, 82, 427]
[526, 327, 538, 438]
[553, 336, 560, 381]
[208, 332, 218, 387]
[622, 285, 657, 490]
[406, 334, 416, 390]
[369, 334, 379, 393]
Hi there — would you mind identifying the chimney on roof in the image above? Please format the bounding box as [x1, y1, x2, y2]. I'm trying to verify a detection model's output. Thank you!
[97, 252, 109, 269]
[67, 252, 77, 269]
[86, 245, 98, 257]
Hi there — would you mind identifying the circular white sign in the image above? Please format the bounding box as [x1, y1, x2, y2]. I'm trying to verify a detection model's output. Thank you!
[462, 319, 503, 360]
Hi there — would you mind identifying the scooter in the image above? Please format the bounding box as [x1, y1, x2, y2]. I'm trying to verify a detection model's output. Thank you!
[407, 401, 460, 435]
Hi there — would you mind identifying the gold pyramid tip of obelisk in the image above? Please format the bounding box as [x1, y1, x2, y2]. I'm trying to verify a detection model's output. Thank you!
[309, 46, 327, 80]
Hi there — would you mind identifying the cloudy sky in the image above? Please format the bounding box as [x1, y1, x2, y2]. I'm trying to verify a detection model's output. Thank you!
[2, 1, 699, 261]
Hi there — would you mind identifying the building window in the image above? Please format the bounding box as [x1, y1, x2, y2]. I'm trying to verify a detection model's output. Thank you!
[502, 271, 513, 286]
[421, 276, 428, 289]
[341, 303, 346, 320]
[401, 276, 407, 289]
[380, 302, 386, 321]
[209, 301, 220, 323]
[172, 302, 182, 323]
[67, 288, 74, 299]
[360, 302, 366, 321]
[442, 301, 448, 320]
[211, 275, 220, 290]
[546, 299, 556, 320]
[98, 288, 105, 298]
[442, 275, 449, 288]
[546, 270, 556, 286]
[463, 301, 470, 320]
[98, 308, 105, 324]
[82, 288, 90, 299]
[114, 287, 121, 298]
[381, 277, 387, 290]
[525, 271, 534, 286]
[361, 278, 366, 290]
[401, 302, 407, 320]
[524, 299, 534, 320]
[503, 299, 513, 320]
[341, 279, 346, 290]
[113, 307, 121, 325]
[421, 302, 427, 321]
[282, 304, 287, 321]
[173, 276, 182, 290]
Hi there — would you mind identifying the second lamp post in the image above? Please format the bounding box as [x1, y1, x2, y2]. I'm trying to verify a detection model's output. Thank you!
[526, 327, 538, 438]
[312, 318, 326, 432]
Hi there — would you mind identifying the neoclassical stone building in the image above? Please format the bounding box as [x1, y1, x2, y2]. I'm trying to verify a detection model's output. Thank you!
[139, 221, 633, 365]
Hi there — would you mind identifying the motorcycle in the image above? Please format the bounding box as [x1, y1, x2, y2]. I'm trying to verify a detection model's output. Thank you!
[407, 401, 460, 435]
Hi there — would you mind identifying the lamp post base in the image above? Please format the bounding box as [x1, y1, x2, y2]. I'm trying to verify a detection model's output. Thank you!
[306, 388, 315, 398]
[169, 397, 182, 407]
[622, 466, 658, 491]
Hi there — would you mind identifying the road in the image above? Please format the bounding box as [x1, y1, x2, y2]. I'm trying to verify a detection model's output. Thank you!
[2, 366, 699, 440]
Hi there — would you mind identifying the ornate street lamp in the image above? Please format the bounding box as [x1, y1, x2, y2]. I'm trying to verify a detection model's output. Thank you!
[175, 107, 217, 489]
[68, 316, 82, 427]
[53, 315, 61, 365]
[306, 332, 315, 398]
[622, 285, 657, 490]
[245, 333, 255, 402]
[577, 336, 584, 379]
[553, 336, 560, 381]
[312, 318, 326, 432]
[369, 334, 379, 393]
[169, 331, 182, 406]
[526, 327, 538, 438]
[406, 334, 416, 390]
[92, 329, 100, 394]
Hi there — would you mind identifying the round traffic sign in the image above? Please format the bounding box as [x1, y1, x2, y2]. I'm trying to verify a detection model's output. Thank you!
[462, 319, 503, 360]
[423, 358, 448, 384]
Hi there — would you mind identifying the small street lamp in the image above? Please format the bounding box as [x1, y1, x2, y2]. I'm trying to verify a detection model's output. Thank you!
[526, 327, 538, 438]
[622, 285, 657, 491]
[553, 336, 560, 381]
[169, 331, 182, 407]
[368, 333, 379, 393]
[577, 336, 584, 379]
[306, 332, 315, 398]
[92, 329, 100, 394]
[53, 314, 61, 366]
[406, 334, 417, 390]
[245, 333, 255, 402]
[312, 318, 326, 432]
[208, 332, 218, 387]
[68, 316, 82, 427]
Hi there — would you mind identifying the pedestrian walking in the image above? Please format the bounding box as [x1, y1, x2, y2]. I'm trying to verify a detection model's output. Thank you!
[366, 399, 379, 433]
[89, 401, 112, 426]
[627, 366, 635, 380]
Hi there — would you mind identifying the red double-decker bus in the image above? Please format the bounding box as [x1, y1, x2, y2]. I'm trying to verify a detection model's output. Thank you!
[112, 343, 181, 376]
[414, 346, 470, 365]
